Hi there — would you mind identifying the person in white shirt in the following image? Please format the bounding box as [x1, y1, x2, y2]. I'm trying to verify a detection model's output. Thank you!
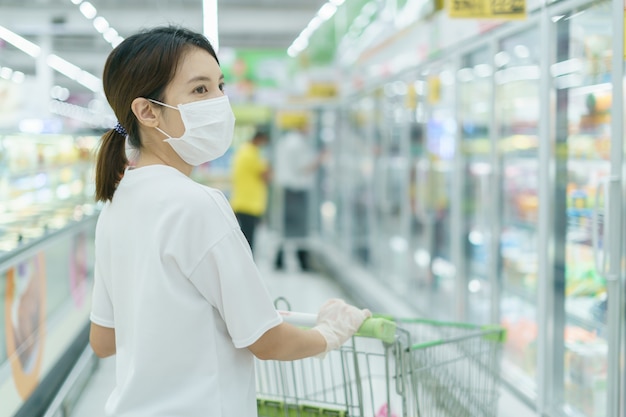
[273, 125, 324, 271]
[89, 26, 370, 417]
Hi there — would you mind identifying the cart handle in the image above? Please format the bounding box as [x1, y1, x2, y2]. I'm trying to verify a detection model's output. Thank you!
[278, 310, 396, 344]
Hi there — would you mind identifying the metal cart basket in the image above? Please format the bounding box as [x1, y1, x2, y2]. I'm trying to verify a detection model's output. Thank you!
[255, 313, 506, 417]
[397, 318, 506, 417]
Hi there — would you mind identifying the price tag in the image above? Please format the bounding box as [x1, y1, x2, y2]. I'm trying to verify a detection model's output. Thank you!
[448, 0, 526, 19]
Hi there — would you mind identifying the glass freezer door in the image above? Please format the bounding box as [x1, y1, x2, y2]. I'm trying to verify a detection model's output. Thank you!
[372, 80, 412, 293]
[459, 48, 493, 325]
[495, 27, 541, 396]
[420, 62, 457, 320]
[344, 97, 377, 266]
[552, 3, 612, 416]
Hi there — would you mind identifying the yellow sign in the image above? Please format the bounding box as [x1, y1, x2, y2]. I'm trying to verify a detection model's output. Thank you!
[307, 82, 338, 98]
[276, 111, 309, 129]
[427, 76, 441, 105]
[448, 0, 526, 19]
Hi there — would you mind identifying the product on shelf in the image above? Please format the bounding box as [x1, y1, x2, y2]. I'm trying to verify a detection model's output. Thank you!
[565, 339, 607, 417]
[0, 133, 99, 253]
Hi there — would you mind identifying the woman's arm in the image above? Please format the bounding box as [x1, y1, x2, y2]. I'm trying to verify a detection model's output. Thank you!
[248, 299, 371, 361]
[89, 322, 116, 358]
[248, 322, 325, 361]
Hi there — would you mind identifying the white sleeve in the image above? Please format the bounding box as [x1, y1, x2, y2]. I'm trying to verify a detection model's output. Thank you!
[188, 229, 283, 348]
[90, 262, 115, 328]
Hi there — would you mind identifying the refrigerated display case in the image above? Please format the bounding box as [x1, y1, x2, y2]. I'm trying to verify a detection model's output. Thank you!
[495, 27, 542, 396]
[343, 95, 378, 265]
[459, 47, 494, 325]
[422, 61, 457, 321]
[371, 79, 412, 293]
[308, 105, 339, 243]
[0, 133, 99, 254]
[408, 78, 433, 312]
[552, 3, 612, 415]
[309, 0, 624, 414]
[0, 131, 98, 416]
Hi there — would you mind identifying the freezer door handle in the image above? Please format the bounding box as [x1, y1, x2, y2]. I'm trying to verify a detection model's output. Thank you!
[591, 177, 611, 277]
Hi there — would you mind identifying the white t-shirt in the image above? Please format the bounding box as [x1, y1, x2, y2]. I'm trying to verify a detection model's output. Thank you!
[90, 165, 283, 417]
[274, 131, 315, 190]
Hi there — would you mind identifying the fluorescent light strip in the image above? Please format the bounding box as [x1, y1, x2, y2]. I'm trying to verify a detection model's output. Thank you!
[287, 1, 344, 57]
[203, 0, 219, 51]
[0, 24, 41, 57]
[0, 66, 25, 83]
[93, 16, 110, 33]
[49, 99, 114, 128]
[68, 0, 124, 47]
[47, 54, 101, 92]
[0, 25, 102, 91]
[79, 2, 98, 19]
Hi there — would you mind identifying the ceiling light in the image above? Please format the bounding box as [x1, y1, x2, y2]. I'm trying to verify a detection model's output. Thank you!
[47, 54, 81, 80]
[318, 3, 338, 20]
[111, 36, 124, 48]
[70, 0, 83, 4]
[79, 2, 98, 19]
[307, 16, 323, 31]
[287, 0, 346, 57]
[103, 28, 118, 43]
[93, 16, 109, 33]
[51, 85, 71, 101]
[203, 0, 219, 52]
[11, 71, 25, 84]
[0, 67, 13, 79]
[0, 25, 41, 57]
[76, 71, 102, 92]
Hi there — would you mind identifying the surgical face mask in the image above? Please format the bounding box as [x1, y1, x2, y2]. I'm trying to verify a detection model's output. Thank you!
[149, 95, 236, 166]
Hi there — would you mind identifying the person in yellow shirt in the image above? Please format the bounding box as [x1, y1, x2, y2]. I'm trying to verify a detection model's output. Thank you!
[230, 128, 271, 252]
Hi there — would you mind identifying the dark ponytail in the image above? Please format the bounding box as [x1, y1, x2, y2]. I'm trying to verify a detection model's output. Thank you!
[94, 25, 218, 202]
[95, 129, 128, 202]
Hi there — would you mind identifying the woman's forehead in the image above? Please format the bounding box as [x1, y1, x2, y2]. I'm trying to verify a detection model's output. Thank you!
[172, 48, 220, 83]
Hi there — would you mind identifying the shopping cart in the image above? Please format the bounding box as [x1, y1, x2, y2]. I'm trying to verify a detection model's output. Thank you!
[397, 318, 506, 417]
[255, 310, 506, 417]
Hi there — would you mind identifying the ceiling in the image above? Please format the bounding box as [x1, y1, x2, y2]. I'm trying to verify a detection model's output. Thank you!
[0, 0, 326, 95]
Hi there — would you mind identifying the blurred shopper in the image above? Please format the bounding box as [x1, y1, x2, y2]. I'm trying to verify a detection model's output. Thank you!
[89, 26, 370, 417]
[273, 123, 323, 271]
[230, 128, 271, 253]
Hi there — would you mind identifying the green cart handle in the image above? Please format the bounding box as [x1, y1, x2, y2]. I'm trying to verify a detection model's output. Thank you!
[278, 311, 396, 344]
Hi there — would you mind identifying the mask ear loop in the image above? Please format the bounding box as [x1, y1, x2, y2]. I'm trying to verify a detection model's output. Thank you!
[155, 127, 173, 140]
[147, 98, 178, 139]
[147, 98, 178, 110]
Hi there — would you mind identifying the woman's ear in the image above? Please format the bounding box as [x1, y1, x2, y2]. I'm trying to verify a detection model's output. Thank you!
[131, 97, 159, 128]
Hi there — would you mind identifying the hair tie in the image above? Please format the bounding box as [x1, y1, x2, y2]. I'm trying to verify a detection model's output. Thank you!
[113, 122, 128, 136]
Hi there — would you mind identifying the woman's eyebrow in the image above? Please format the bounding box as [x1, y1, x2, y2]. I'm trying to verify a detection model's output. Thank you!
[187, 76, 212, 84]
[187, 74, 225, 84]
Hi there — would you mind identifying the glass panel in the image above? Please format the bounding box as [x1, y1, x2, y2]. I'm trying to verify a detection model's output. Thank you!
[408, 77, 432, 310]
[495, 28, 541, 395]
[335, 106, 352, 254]
[373, 80, 412, 293]
[312, 107, 340, 243]
[459, 48, 493, 324]
[419, 62, 457, 320]
[344, 96, 377, 265]
[554, 3, 612, 416]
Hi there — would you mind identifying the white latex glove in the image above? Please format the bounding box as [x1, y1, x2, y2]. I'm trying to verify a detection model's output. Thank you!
[313, 299, 372, 353]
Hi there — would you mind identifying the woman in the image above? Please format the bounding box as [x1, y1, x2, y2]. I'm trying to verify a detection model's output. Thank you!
[89, 26, 370, 417]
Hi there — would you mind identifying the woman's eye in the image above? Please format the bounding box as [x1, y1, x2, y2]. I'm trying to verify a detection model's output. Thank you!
[194, 85, 208, 94]
[219, 83, 225, 92]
